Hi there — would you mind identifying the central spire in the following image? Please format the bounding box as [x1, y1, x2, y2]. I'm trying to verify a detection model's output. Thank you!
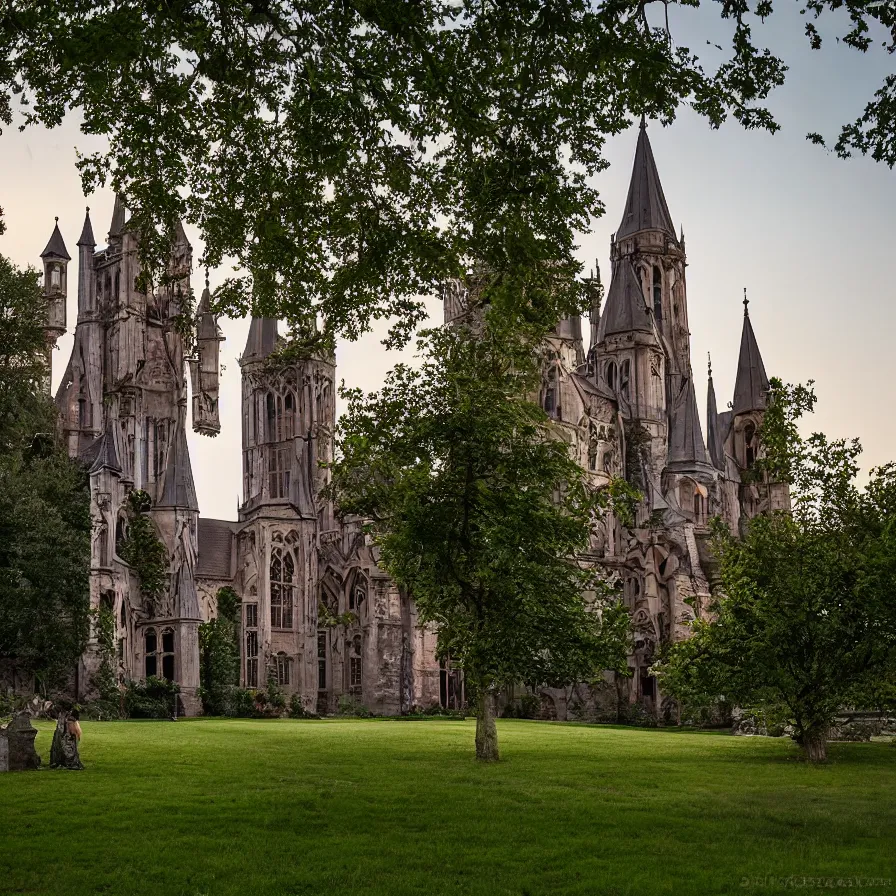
[616, 120, 677, 241]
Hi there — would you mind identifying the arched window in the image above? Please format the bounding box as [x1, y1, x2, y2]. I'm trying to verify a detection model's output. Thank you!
[606, 361, 617, 391]
[349, 586, 366, 612]
[275, 652, 291, 686]
[144, 628, 158, 678]
[98, 523, 109, 568]
[50, 264, 61, 288]
[744, 422, 757, 468]
[267, 447, 290, 499]
[602, 451, 613, 472]
[348, 635, 362, 691]
[265, 388, 297, 442]
[694, 493, 705, 524]
[317, 631, 328, 691]
[161, 628, 175, 681]
[120, 600, 127, 628]
[652, 266, 662, 323]
[543, 368, 557, 417]
[270, 546, 295, 629]
[620, 360, 631, 401]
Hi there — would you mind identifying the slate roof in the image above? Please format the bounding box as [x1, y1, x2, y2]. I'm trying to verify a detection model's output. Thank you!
[196, 518, 239, 580]
[597, 261, 654, 341]
[40, 220, 71, 260]
[108, 194, 126, 240]
[77, 208, 96, 247]
[157, 419, 199, 511]
[88, 423, 123, 475]
[241, 316, 278, 364]
[616, 120, 677, 241]
[667, 376, 712, 471]
[732, 305, 769, 415]
[196, 284, 221, 342]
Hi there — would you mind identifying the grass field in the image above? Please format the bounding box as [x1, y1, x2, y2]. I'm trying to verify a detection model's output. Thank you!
[1, 719, 894, 896]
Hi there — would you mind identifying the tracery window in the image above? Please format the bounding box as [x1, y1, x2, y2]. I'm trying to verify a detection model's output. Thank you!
[348, 635, 362, 691]
[270, 546, 295, 629]
[349, 585, 366, 612]
[267, 447, 290, 499]
[265, 388, 296, 442]
[161, 628, 175, 681]
[245, 630, 259, 688]
[606, 360, 617, 391]
[144, 628, 158, 678]
[652, 266, 663, 323]
[275, 652, 291, 687]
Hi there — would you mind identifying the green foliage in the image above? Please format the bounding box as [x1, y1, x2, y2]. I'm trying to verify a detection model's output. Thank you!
[502, 693, 542, 720]
[264, 676, 287, 713]
[123, 676, 179, 719]
[119, 490, 168, 603]
[0, 251, 91, 689]
[317, 601, 357, 628]
[288, 693, 318, 719]
[337, 695, 374, 718]
[0, 2, 889, 347]
[91, 604, 118, 704]
[655, 380, 896, 762]
[199, 587, 242, 715]
[331, 313, 630, 758]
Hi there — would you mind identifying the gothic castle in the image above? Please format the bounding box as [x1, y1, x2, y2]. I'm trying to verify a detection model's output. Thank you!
[39, 123, 784, 718]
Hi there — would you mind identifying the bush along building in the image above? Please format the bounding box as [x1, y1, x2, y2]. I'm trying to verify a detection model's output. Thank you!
[42, 122, 784, 718]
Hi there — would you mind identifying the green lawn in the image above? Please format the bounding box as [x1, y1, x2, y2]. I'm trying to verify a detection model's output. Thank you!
[1, 719, 894, 895]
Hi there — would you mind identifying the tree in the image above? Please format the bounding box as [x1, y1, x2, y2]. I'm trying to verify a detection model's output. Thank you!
[330, 312, 631, 760]
[199, 586, 242, 715]
[0, 245, 91, 690]
[1, 2, 891, 341]
[655, 379, 896, 763]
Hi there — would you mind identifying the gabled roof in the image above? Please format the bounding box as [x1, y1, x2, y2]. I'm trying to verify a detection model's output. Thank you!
[732, 301, 769, 415]
[172, 562, 202, 621]
[77, 208, 96, 247]
[706, 357, 725, 470]
[158, 418, 199, 511]
[196, 518, 239, 580]
[570, 370, 617, 406]
[667, 376, 712, 472]
[40, 219, 71, 260]
[241, 316, 278, 364]
[616, 120, 677, 241]
[596, 261, 654, 341]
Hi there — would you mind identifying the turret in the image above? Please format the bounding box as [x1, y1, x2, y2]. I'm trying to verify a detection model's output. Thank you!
[40, 218, 70, 382]
[189, 276, 224, 435]
[76, 207, 96, 318]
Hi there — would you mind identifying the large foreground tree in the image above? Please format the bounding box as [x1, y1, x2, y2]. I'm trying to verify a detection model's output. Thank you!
[1, 1, 892, 340]
[655, 380, 896, 763]
[0, 239, 91, 691]
[331, 312, 632, 760]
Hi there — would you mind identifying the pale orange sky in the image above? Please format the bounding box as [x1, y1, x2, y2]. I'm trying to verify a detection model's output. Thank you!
[2, 4, 894, 520]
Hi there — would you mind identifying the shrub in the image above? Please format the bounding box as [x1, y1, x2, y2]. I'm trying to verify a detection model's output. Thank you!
[124, 677, 179, 718]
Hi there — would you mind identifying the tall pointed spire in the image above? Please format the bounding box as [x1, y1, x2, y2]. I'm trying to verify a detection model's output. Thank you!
[706, 353, 725, 470]
[158, 414, 199, 511]
[616, 120, 677, 241]
[596, 261, 654, 341]
[108, 194, 126, 241]
[667, 376, 711, 471]
[77, 207, 96, 247]
[40, 218, 71, 260]
[732, 289, 769, 415]
[241, 315, 278, 364]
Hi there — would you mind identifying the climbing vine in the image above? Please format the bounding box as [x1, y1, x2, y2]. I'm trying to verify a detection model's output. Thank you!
[91, 603, 118, 703]
[119, 490, 167, 602]
[318, 601, 356, 628]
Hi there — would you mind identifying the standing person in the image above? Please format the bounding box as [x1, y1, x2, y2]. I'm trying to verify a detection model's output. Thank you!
[49, 706, 84, 770]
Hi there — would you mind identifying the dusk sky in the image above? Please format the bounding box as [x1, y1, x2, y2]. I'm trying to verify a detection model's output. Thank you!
[1, 3, 893, 522]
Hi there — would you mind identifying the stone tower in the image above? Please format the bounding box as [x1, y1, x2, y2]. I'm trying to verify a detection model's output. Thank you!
[48, 200, 218, 714]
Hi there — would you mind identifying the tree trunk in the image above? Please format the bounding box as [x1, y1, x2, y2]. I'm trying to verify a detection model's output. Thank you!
[800, 725, 828, 763]
[475, 686, 499, 762]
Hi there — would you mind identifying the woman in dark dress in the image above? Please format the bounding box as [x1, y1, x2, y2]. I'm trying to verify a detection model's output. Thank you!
[50, 707, 84, 770]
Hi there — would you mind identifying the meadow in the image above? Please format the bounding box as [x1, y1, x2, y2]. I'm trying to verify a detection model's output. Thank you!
[1, 718, 894, 895]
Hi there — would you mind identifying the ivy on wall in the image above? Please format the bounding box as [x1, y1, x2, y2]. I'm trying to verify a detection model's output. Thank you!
[119, 490, 167, 602]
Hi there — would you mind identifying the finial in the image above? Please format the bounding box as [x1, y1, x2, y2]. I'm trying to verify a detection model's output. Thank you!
[743, 287, 749, 316]
[707, 352, 712, 378]
[205, 268, 210, 289]
[639, 113, 647, 130]
[86, 206, 90, 213]
[54, 216, 58, 223]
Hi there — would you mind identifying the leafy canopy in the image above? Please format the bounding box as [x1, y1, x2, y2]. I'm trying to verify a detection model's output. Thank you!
[0, 243, 91, 688]
[1, 1, 892, 341]
[655, 379, 896, 761]
[331, 312, 631, 708]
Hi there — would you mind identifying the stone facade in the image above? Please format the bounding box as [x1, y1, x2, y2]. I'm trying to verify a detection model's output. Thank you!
[42, 123, 782, 718]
